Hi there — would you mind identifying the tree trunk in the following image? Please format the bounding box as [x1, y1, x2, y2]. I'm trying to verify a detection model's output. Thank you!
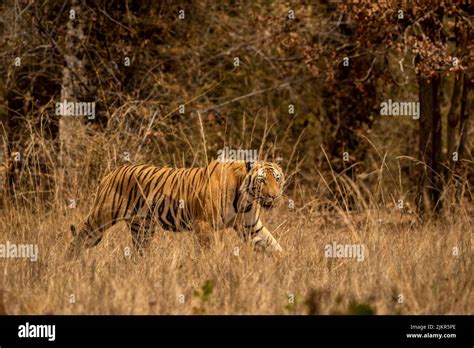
[459, 73, 472, 161]
[60, 0, 88, 190]
[447, 72, 463, 167]
[417, 76, 442, 215]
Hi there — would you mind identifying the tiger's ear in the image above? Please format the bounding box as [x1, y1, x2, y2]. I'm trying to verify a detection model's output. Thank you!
[275, 156, 284, 166]
[70, 224, 77, 237]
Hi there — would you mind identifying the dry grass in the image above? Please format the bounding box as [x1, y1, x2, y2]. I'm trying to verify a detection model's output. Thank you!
[1, 0, 472, 317]
[0, 117, 472, 315]
[0, 197, 471, 315]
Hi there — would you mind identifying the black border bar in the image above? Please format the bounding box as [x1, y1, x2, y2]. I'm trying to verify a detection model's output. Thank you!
[0, 315, 472, 347]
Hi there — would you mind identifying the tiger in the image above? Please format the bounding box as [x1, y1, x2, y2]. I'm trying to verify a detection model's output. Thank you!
[66, 159, 285, 258]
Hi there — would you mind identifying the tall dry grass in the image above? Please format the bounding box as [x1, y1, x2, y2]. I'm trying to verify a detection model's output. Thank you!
[0, 198, 471, 314]
[0, 119, 472, 314]
[0, 0, 472, 315]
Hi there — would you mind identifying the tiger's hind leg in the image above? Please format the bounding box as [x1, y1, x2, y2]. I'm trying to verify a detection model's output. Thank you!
[128, 215, 155, 257]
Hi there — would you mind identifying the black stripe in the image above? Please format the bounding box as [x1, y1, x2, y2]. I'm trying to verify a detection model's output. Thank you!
[185, 168, 198, 201]
[233, 189, 240, 213]
[149, 169, 174, 204]
[242, 204, 253, 213]
[206, 161, 219, 181]
[129, 166, 158, 214]
[140, 168, 162, 198]
[122, 166, 146, 217]
[96, 167, 122, 215]
[113, 166, 140, 219]
[167, 169, 183, 191]
[246, 161, 252, 172]
[244, 220, 258, 229]
[148, 169, 171, 201]
[166, 204, 177, 231]
[141, 166, 158, 184]
[252, 226, 263, 236]
[104, 166, 133, 221]
[112, 167, 134, 221]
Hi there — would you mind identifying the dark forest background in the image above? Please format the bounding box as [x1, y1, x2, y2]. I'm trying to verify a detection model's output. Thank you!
[0, 0, 472, 218]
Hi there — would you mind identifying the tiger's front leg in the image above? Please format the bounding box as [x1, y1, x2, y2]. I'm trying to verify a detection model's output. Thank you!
[250, 225, 283, 253]
[193, 220, 213, 250]
[239, 210, 283, 253]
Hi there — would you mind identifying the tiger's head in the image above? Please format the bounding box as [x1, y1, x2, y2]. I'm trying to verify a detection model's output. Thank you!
[244, 161, 285, 209]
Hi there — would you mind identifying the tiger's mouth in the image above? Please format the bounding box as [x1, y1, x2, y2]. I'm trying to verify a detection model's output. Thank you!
[260, 198, 274, 209]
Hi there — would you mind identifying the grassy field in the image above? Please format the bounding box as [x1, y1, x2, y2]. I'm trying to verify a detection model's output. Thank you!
[0, 0, 472, 318]
[0, 196, 471, 315]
